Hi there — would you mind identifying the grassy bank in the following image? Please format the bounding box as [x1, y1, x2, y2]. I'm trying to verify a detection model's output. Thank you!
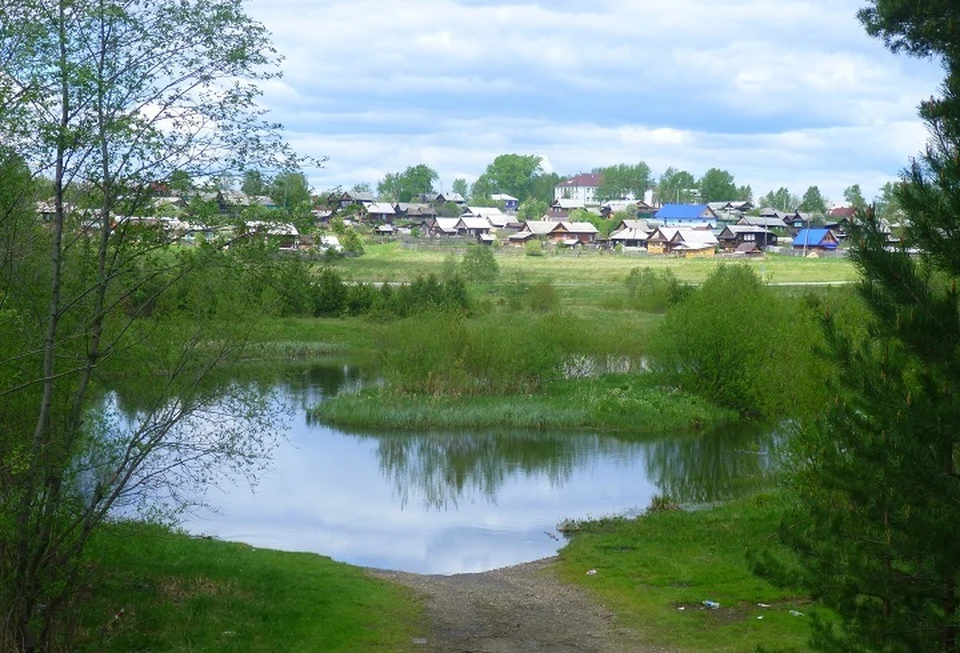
[558, 492, 815, 652]
[312, 373, 736, 432]
[75, 522, 424, 652]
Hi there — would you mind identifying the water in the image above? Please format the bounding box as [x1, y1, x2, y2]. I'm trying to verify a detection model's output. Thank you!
[111, 363, 778, 574]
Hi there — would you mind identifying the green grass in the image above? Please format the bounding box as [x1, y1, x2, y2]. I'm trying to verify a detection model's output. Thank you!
[312, 373, 737, 432]
[557, 492, 815, 652]
[333, 242, 856, 287]
[76, 522, 425, 652]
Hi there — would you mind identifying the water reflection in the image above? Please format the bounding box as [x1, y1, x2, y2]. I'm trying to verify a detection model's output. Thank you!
[106, 362, 779, 574]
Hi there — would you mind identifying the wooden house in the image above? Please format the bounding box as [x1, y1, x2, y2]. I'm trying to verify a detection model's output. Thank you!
[717, 224, 777, 250]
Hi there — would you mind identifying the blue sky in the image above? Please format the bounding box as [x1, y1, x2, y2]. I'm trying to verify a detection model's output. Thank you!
[245, 0, 943, 204]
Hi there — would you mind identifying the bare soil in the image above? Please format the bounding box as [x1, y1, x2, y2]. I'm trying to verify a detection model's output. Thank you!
[370, 557, 674, 653]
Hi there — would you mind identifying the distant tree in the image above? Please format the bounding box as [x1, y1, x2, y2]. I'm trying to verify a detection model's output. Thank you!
[873, 181, 902, 222]
[798, 185, 828, 215]
[473, 154, 543, 202]
[517, 198, 548, 222]
[437, 201, 462, 217]
[759, 187, 798, 211]
[698, 168, 739, 203]
[242, 169, 269, 196]
[270, 170, 312, 212]
[377, 164, 438, 203]
[737, 184, 754, 202]
[168, 169, 194, 195]
[843, 183, 867, 209]
[451, 177, 469, 198]
[530, 171, 562, 203]
[657, 167, 698, 204]
[595, 162, 652, 201]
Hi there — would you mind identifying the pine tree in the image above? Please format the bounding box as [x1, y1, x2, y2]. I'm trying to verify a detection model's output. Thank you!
[778, 1, 960, 650]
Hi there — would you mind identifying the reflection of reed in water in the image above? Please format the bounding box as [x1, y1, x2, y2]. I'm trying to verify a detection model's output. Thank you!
[642, 421, 782, 505]
[369, 431, 632, 510]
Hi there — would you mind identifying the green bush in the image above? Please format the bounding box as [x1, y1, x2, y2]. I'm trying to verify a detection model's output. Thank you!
[624, 267, 691, 313]
[647, 264, 828, 417]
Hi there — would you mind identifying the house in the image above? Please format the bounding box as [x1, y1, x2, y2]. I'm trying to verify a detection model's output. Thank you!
[490, 193, 519, 211]
[734, 242, 763, 256]
[792, 228, 839, 252]
[395, 203, 438, 220]
[738, 215, 788, 230]
[646, 227, 717, 255]
[455, 216, 493, 238]
[554, 173, 602, 204]
[600, 199, 655, 219]
[422, 192, 467, 207]
[717, 225, 778, 250]
[507, 220, 597, 245]
[508, 220, 558, 244]
[466, 206, 509, 228]
[428, 217, 460, 237]
[364, 202, 398, 223]
[560, 221, 600, 245]
[828, 206, 858, 221]
[548, 198, 585, 219]
[217, 190, 276, 214]
[609, 219, 653, 248]
[669, 229, 718, 258]
[242, 220, 299, 250]
[373, 223, 395, 236]
[654, 203, 720, 227]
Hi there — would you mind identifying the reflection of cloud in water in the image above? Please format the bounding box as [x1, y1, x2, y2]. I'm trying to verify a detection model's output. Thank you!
[152, 363, 781, 574]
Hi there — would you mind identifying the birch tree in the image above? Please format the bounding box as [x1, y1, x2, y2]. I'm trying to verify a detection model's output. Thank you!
[0, 0, 295, 648]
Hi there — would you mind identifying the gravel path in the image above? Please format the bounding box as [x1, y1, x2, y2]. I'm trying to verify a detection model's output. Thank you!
[370, 557, 673, 652]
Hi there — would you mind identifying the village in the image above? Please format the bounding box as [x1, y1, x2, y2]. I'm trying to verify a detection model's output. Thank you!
[75, 170, 885, 259]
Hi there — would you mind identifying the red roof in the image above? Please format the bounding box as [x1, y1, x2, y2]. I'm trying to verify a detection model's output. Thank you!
[829, 206, 857, 219]
[557, 173, 602, 188]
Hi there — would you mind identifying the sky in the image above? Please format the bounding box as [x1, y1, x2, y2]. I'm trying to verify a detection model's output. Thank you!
[244, 0, 944, 204]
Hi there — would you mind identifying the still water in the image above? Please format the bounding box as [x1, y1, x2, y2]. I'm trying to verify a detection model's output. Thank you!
[129, 363, 777, 575]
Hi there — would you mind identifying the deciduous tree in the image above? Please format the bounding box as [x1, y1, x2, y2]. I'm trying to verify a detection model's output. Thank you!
[377, 164, 438, 203]
[0, 0, 294, 648]
[798, 185, 828, 214]
[697, 168, 739, 203]
[656, 167, 697, 204]
[594, 162, 652, 201]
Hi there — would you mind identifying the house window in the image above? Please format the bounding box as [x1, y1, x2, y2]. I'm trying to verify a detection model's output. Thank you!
[745, 233, 755, 241]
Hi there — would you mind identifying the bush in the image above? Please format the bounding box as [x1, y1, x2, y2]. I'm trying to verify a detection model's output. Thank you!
[460, 244, 499, 285]
[647, 264, 827, 417]
[624, 267, 691, 313]
[528, 279, 560, 313]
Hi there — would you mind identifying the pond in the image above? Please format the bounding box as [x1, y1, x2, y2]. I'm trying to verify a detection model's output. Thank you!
[109, 363, 779, 575]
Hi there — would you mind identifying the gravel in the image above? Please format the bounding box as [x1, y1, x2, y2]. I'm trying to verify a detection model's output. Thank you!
[370, 556, 674, 652]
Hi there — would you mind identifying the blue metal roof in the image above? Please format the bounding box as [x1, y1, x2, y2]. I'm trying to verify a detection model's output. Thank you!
[792, 228, 837, 248]
[654, 203, 710, 220]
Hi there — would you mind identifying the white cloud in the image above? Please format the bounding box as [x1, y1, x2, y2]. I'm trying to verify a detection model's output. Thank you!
[246, 0, 943, 200]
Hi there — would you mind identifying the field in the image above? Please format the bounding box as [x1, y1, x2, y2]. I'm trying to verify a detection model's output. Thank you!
[333, 241, 856, 285]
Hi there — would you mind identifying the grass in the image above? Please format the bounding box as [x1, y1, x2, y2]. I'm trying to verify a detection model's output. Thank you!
[333, 242, 857, 287]
[75, 521, 425, 652]
[312, 373, 737, 432]
[558, 492, 815, 652]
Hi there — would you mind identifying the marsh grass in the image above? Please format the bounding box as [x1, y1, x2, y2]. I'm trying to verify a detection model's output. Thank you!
[75, 522, 423, 652]
[312, 373, 736, 432]
[558, 492, 815, 652]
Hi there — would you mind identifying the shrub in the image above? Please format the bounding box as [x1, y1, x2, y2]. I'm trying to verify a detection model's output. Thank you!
[647, 264, 827, 417]
[624, 267, 691, 313]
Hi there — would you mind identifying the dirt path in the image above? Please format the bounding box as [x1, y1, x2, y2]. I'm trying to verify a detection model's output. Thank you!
[371, 557, 673, 653]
